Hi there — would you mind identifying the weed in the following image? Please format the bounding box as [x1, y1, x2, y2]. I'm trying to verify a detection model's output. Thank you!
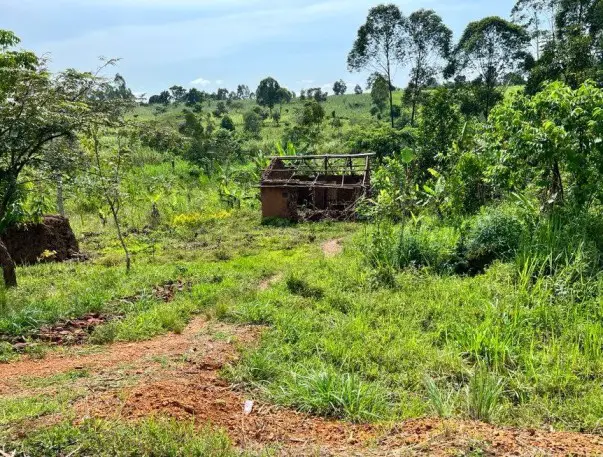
[274, 367, 388, 422]
[424, 376, 456, 418]
[466, 370, 504, 423]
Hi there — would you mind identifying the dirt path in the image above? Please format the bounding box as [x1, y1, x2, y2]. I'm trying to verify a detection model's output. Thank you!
[3, 319, 603, 456]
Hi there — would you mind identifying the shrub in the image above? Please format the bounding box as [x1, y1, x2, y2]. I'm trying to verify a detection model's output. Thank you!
[220, 115, 235, 131]
[463, 210, 524, 273]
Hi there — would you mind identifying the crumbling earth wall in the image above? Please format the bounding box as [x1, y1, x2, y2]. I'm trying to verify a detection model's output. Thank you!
[2, 215, 79, 265]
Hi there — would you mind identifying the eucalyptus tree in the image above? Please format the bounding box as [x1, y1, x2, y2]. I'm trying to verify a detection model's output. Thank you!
[450, 17, 530, 117]
[348, 4, 406, 127]
[403, 9, 452, 125]
[512, 0, 559, 59]
[0, 30, 130, 286]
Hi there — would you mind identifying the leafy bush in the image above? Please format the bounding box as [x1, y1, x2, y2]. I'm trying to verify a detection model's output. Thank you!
[463, 210, 524, 273]
[220, 115, 235, 131]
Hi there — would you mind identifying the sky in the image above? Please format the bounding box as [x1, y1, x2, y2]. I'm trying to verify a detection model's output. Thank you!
[1, 0, 516, 97]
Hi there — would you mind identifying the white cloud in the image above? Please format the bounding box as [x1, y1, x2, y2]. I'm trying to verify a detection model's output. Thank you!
[191, 77, 211, 86]
[215, 79, 224, 85]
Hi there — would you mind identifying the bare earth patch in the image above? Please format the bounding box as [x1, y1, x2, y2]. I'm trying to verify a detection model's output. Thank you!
[258, 273, 283, 291]
[2, 319, 603, 456]
[322, 238, 344, 257]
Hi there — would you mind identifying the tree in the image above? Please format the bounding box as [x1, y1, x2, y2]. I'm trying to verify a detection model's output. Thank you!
[354, 84, 363, 94]
[371, 74, 390, 114]
[243, 111, 262, 136]
[416, 87, 461, 179]
[256, 77, 281, 114]
[236, 84, 251, 100]
[522, 0, 603, 92]
[486, 81, 603, 208]
[451, 17, 530, 117]
[333, 79, 347, 95]
[169, 85, 187, 103]
[277, 87, 293, 107]
[86, 127, 134, 272]
[0, 30, 130, 286]
[403, 9, 452, 125]
[216, 88, 229, 101]
[149, 90, 171, 105]
[307, 87, 328, 102]
[299, 100, 325, 126]
[184, 88, 204, 106]
[348, 4, 406, 127]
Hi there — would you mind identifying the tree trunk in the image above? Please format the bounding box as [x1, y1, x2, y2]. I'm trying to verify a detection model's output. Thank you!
[387, 73, 395, 128]
[0, 240, 17, 288]
[109, 204, 131, 273]
[411, 92, 418, 127]
[56, 173, 65, 218]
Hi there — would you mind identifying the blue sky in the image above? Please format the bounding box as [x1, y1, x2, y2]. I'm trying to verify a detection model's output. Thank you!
[2, 0, 516, 97]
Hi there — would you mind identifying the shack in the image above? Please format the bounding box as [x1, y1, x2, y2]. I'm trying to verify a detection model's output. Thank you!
[260, 153, 374, 221]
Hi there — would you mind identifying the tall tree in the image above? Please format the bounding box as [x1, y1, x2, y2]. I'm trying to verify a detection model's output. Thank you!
[236, 84, 251, 99]
[256, 77, 281, 114]
[451, 17, 530, 117]
[169, 85, 187, 103]
[333, 79, 347, 95]
[354, 84, 364, 94]
[0, 30, 129, 286]
[403, 9, 452, 126]
[348, 4, 406, 127]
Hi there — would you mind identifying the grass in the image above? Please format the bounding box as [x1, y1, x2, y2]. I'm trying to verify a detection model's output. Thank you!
[10, 419, 270, 457]
[3, 199, 603, 435]
[1, 119, 602, 452]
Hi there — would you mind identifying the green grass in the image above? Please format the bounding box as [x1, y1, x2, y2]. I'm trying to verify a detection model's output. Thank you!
[10, 419, 270, 457]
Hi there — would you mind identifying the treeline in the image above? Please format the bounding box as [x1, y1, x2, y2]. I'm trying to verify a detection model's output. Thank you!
[349, 0, 602, 127]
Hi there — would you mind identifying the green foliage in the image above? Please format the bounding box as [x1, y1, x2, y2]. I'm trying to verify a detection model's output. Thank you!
[416, 87, 462, 179]
[220, 115, 235, 131]
[256, 77, 281, 112]
[451, 17, 530, 117]
[403, 9, 452, 125]
[486, 81, 603, 208]
[348, 4, 405, 126]
[466, 370, 504, 422]
[275, 367, 389, 422]
[298, 100, 325, 126]
[463, 209, 525, 273]
[243, 111, 262, 136]
[333, 79, 347, 95]
[347, 125, 416, 161]
[370, 74, 390, 114]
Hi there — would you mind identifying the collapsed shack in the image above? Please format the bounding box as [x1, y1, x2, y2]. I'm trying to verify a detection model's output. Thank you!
[260, 153, 374, 221]
[2, 215, 80, 265]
